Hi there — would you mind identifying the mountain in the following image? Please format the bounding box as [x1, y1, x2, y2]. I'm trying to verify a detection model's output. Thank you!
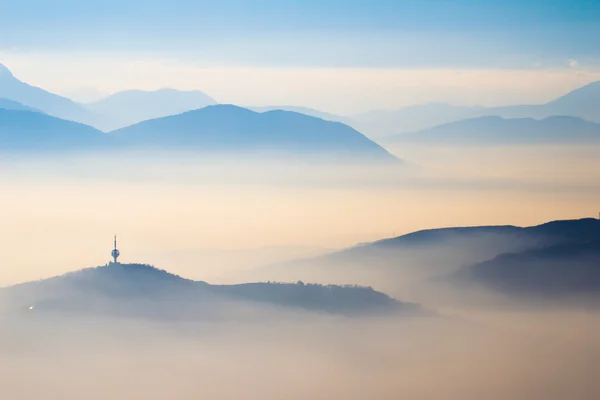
[453, 240, 600, 298]
[0, 98, 41, 113]
[0, 63, 100, 126]
[257, 218, 600, 296]
[0, 263, 422, 318]
[490, 81, 600, 122]
[352, 103, 485, 138]
[391, 115, 600, 145]
[0, 108, 108, 151]
[0, 104, 395, 161]
[109, 105, 397, 162]
[370, 218, 600, 249]
[248, 105, 350, 124]
[86, 88, 217, 130]
[353, 81, 600, 138]
[545, 81, 600, 118]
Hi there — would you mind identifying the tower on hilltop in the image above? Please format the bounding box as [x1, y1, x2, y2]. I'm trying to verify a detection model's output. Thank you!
[111, 235, 120, 264]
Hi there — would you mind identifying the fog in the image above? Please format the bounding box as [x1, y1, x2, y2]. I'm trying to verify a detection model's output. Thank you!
[1, 309, 598, 400]
[1, 145, 599, 399]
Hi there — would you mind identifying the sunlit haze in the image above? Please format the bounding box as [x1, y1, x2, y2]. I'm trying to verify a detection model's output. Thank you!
[1, 1, 599, 399]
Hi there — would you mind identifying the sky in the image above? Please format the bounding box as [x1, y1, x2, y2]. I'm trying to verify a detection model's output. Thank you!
[1, 0, 600, 112]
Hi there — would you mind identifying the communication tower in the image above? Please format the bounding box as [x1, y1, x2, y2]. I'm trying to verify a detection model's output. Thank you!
[111, 235, 120, 264]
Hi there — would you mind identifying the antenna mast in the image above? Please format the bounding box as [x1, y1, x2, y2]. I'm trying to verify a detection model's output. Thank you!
[111, 235, 120, 264]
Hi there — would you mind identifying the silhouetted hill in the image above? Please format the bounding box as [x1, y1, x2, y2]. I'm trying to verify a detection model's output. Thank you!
[258, 219, 600, 295]
[0, 63, 100, 126]
[453, 240, 600, 297]
[392, 116, 600, 145]
[110, 105, 397, 162]
[365, 218, 600, 249]
[214, 281, 407, 315]
[86, 88, 217, 130]
[0, 109, 109, 151]
[0, 263, 421, 318]
[283, 218, 600, 266]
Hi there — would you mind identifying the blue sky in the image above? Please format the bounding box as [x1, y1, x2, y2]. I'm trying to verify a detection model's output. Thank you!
[1, 0, 599, 68]
[1, 0, 599, 111]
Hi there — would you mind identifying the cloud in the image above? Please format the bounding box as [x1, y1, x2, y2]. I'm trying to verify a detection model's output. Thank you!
[568, 59, 579, 68]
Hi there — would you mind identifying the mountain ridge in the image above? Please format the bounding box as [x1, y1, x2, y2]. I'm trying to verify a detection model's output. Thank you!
[352, 80, 600, 137]
[109, 104, 398, 162]
[391, 115, 600, 145]
[0, 63, 101, 127]
[0, 104, 396, 162]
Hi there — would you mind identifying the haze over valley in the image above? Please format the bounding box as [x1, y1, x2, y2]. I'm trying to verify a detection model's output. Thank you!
[2, 1, 600, 398]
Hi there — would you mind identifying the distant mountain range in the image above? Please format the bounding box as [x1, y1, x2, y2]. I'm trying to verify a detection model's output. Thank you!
[494, 80, 600, 122]
[0, 63, 219, 132]
[0, 63, 100, 127]
[229, 82, 600, 139]
[109, 105, 397, 162]
[351, 81, 600, 138]
[351, 103, 486, 138]
[0, 103, 396, 162]
[87, 88, 217, 130]
[3, 61, 600, 146]
[0, 263, 422, 318]
[391, 115, 600, 145]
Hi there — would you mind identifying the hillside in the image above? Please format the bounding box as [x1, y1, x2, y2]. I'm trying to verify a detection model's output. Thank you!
[392, 116, 600, 145]
[110, 105, 397, 162]
[453, 240, 600, 297]
[86, 88, 217, 130]
[0, 98, 40, 113]
[0, 263, 421, 318]
[0, 63, 100, 127]
[0, 108, 109, 151]
[257, 218, 600, 295]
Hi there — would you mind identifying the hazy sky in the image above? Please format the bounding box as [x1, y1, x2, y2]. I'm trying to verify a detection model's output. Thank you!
[1, 0, 600, 111]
